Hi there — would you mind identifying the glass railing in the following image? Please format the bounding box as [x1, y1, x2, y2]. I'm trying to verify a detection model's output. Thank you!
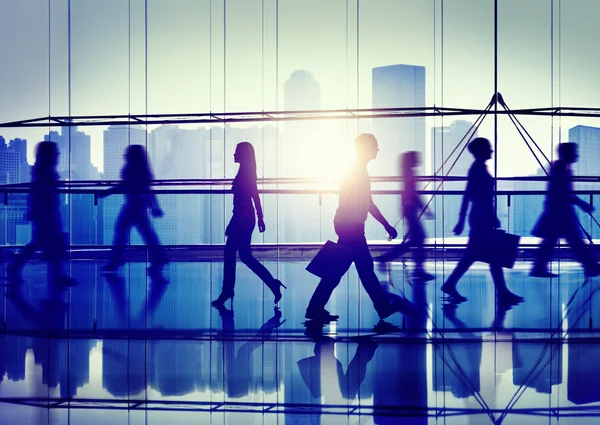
[0, 178, 599, 247]
[1, 178, 599, 334]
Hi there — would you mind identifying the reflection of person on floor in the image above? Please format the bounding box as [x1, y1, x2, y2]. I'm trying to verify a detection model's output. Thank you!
[305, 134, 400, 322]
[212, 142, 285, 307]
[373, 282, 428, 424]
[100, 145, 167, 277]
[435, 303, 483, 399]
[378, 151, 434, 281]
[216, 306, 285, 398]
[8, 141, 76, 287]
[297, 336, 378, 401]
[530, 142, 600, 278]
[440, 137, 522, 305]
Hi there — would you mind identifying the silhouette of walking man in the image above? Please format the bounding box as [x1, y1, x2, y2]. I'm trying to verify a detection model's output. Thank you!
[305, 133, 399, 322]
[212, 141, 285, 307]
[8, 141, 76, 287]
[440, 137, 522, 304]
[530, 142, 600, 278]
[378, 151, 434, 280]
[100, 145, 167, 276]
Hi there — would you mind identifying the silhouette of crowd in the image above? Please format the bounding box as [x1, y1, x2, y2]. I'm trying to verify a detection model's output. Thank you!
[7, 133, 600, 328]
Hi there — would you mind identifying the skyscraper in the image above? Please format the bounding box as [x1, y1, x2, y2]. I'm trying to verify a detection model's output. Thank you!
[569, 125, 600, 177]
[372, 64, 426, 177]
[284, 70, 321, 112]
[148, 125, 211, 245]
[567, 125, 600, 233]
[44, 126, 100, 244]
[0, 136, 29, 244]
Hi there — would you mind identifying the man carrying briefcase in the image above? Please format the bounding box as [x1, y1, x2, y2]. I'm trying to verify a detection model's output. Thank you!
[305, 134, 400, 322]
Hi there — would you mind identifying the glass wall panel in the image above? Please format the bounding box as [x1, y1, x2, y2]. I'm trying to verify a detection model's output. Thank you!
[2, 0, 600, 337]
[70, 1, 131, 117]
[498, 0, 553, 110]
[440, 0, 494, 108]
[146, 0, 211, 114]
[560, 0, 600, 109]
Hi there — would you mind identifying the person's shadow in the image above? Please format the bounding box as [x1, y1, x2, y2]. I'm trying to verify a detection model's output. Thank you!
[297, 333, 378, 401]
[103, 271, 170, 327]
[215, 306, 286, 399]
[6, 281, 69, 331]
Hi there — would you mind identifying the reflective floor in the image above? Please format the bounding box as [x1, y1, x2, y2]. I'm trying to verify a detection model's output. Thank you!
[1, 257, 600, 424]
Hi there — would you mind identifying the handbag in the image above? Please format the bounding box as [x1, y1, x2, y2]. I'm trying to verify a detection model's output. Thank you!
[469, 229, 520, 269]
[306, 240, 353, 278]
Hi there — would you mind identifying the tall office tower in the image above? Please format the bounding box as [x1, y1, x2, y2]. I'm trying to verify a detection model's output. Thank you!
[509, 167, 545, 237]
[568, 125, 600, 231]
[101, 125, 146, 244]
[282, 70, 322, 243]
[149, 125, 180, 245]
[369, 65, 426, 241]
[569, 125, 600, 176]
[207, 129, 226, 244]
[0, 136, 28, 244]
[430, 120, 477, 238]
[44, 126, 98, 244]
[372, 64, 426, 177]
[284, 69, 321, 112]
[149, 125, 210, 245]
[43, 125, 91, 177]
[8, 138, 29, 183]
[7, 138, 30, 244]
[0, 136, 21, 185]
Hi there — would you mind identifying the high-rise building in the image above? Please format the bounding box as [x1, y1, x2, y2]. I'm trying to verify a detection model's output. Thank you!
[148, 125, 211, 245]
[567, 125, 600, 233]
[569, 125, 600, 177]
[44, 127, 100, 244]
[510, 167, 545, 237]
[369, 65, 426, 240]
[0, 136, 29, 244]
[372, 64, 426, 177]
[8, 138, 29, 183]
[0, 136, 22, 185]
[284, 70, 321, 112]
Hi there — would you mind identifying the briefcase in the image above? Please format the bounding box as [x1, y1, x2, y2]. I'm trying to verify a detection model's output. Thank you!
[306, 240, 353, 278]
[470, 229, 520, 269]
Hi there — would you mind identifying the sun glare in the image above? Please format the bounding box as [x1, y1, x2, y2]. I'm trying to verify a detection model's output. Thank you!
[283, 124, 355, 186]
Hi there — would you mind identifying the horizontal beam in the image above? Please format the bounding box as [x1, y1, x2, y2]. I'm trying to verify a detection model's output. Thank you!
[2, 106, 600, 128]
[1, 397, 599, 417]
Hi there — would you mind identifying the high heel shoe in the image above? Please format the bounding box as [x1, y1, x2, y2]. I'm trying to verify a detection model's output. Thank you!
[266, 279, 287, 304]
[212, 290, 234, 307]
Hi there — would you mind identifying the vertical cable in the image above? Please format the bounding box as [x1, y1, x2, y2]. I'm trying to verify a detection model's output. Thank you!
[208, 0, 214, 411]
[223, 0, 227, 183]
[345, 0, 349, 109]
[439, 0, 445, 312]
[209, 0, 213, 248]
[493, 0, 498, 205]
[355, 0, 360, 329]
[275, 0, 279, 256]
[550, 0, 555, 358]
[66, 0, 73, 405]
[440, 0, 444, 272]
[356, 0, 360, 115]
[48, 0, 51, 120]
